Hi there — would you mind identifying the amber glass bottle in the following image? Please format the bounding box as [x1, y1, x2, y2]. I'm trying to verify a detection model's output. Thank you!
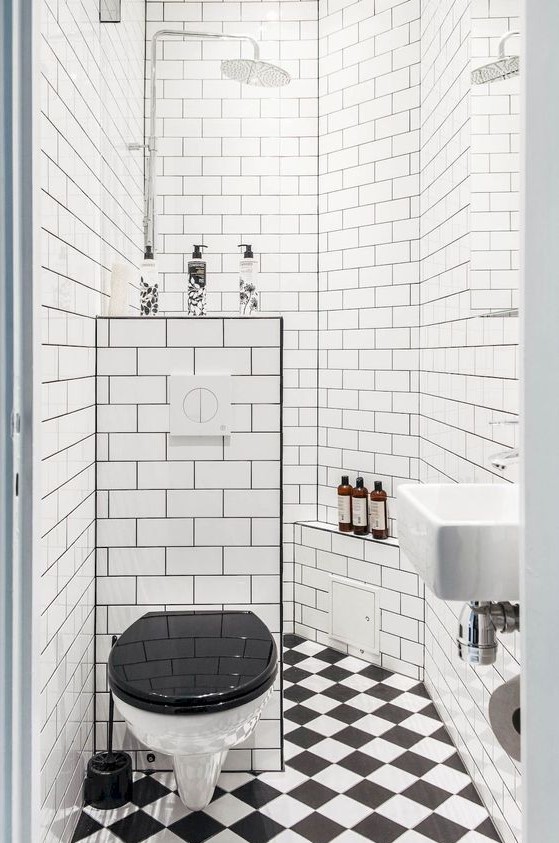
[370, 480, 389, 539]
[337, 475, 353, 532]
[352, 477, 369, 535]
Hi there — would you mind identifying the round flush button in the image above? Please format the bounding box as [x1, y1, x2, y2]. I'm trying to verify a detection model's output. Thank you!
[183, 387, 219, 424]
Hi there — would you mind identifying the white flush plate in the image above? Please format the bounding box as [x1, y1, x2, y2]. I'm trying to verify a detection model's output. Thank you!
[170, 374, 232, 437]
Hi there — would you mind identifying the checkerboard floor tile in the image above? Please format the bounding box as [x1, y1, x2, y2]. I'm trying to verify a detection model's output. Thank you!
[73, 635, 501, 843]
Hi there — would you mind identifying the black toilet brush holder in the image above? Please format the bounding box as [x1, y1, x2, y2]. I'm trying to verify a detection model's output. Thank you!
[85, 638, 133, 809]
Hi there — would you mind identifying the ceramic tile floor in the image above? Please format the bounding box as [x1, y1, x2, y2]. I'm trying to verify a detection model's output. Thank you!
[73, 635, 501, 843]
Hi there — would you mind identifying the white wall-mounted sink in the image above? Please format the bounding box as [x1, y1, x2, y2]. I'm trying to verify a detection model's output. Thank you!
[397, 484, 519, 601]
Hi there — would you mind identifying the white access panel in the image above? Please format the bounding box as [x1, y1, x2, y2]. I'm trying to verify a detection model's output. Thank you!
[170, 374, 232, 436]
[330, 576, 380, 655]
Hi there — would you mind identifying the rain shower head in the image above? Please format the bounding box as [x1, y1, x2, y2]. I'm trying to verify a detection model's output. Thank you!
[472, 29, 520, 84]
[221, 58, 291, 87]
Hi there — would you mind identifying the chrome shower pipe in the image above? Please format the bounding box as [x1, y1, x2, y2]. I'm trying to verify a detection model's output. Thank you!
[145, 29, 261, 255]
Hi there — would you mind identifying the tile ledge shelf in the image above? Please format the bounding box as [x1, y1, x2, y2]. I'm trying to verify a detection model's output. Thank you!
[296, 520, 399, 549]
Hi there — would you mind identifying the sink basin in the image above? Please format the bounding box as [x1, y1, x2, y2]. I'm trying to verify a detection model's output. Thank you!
[397, 484, 519, 601]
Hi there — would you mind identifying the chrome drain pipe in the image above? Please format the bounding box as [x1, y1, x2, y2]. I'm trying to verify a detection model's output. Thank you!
[458, 601, 520, 665]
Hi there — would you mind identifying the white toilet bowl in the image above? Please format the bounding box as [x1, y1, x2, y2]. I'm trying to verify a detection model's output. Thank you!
[114, 684, 273, 810]
[108, 610, 278, 811]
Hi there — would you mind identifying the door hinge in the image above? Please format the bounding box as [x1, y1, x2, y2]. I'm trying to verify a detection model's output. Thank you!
[11, 410, 20, 437]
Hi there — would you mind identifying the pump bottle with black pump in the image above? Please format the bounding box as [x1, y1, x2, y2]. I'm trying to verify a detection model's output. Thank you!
[238, 244, 259, 314]
[188, 244, 208, 316]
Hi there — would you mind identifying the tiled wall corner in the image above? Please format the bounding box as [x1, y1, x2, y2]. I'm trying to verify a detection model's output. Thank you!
[317, 0, 422, 535]
[95, 316, 283, 773]
[40, 1, 144, 840]
[294, 523, 424, 681]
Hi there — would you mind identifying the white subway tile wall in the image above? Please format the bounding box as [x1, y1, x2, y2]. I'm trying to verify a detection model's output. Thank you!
[294, 522, 425, 680]
[420, 0, 520, 840]
[317, 0, 421, 534]
[40, 0, 144, 839]
[96, 317, 283, 772]
[145, 0, 320, 632]
[37, 0, 523, 837]
[470, 0, 519, 314]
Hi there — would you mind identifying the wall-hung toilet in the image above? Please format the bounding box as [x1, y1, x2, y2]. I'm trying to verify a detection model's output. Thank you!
[108, 610, 278, 811]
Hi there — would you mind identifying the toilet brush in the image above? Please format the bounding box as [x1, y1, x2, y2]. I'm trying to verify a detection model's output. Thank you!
[85, 636, 133, 809]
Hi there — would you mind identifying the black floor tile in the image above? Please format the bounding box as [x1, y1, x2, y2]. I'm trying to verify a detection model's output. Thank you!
[403, 779, 452, 810]
[415, 813, 469, 843]
[288, 780, 338, 809]
[230, 811, 284, 842]
[289, 750, 331, 777]
[358, 664, 393, 682]
[231, 780, 282, 809]
[314, 647, 347, 664]
[374, 703, 413, 724]
[382, 725, 423, 749]
[109, 811, 165, 842]
[335, 725, 374, 749]
[285, 704, 320, 726]
[444, 752, 468, 773]
[288, 726, 325, 749]
[284, 665, 313, 684]
[328, 703, 366, 724]
[317, 665, 352, 682]
[284, 683, 315, 704]
[476, 816, 502, 840]
[365, 684, 403, 702]
[338, 750, 383, 777]
[131, 776, 172, 808]
[353, 812, 407, 843]
[284, 649, 309, 665]
[292, 812, 345, 843]
[392, 751, 437, 777]
[72, 814, 104, 842]
[169, 812, 225, 842]
[345, 779, 393, 809]
[322, 684, 359, 703]
[284, 633, 305, 648]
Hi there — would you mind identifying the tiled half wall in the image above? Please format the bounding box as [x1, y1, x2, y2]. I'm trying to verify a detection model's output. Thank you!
[294, 522, 424, 681]
[95, 316, 283, 772]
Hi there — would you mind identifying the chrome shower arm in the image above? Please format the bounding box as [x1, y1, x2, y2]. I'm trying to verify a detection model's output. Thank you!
[145, 29, 260, 254]
[498, 30, 520, 59]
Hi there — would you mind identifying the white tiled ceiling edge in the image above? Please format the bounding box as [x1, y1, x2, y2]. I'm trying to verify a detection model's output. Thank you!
[40, 1, 144, 840]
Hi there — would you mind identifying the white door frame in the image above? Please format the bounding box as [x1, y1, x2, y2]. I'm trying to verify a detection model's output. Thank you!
[522, 1, 559, 840]
[0, 0, 40, 840]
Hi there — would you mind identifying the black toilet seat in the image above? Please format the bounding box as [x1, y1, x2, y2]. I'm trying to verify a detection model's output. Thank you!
[108, 610, 278, 714]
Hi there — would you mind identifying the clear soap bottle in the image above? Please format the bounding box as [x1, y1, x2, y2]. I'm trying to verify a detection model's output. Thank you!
[238, 244, 259, 315]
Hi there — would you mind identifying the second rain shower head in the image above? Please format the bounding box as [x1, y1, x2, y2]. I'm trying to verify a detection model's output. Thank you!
[472, 30, 520, 84]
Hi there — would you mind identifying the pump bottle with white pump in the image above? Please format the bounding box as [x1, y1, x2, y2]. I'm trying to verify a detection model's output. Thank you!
[239, 244, 259, 315]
